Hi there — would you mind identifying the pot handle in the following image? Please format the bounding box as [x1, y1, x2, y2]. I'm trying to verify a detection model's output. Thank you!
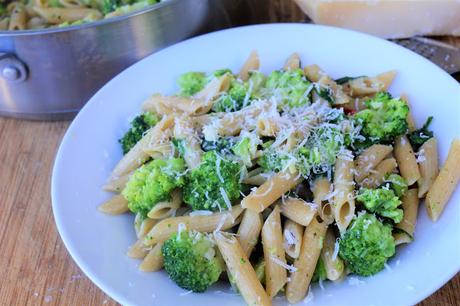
[0, 53, 28, 83]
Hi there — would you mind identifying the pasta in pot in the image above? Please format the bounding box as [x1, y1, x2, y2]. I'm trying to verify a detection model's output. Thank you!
[98, 51, 460, 304]
[0, 0, 162, 30]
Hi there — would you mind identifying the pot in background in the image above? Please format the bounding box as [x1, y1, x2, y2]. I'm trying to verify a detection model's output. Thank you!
[0, 0, 270, 120]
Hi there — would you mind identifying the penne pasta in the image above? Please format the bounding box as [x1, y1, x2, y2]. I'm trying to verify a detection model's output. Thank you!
[262, 206, 287, 298]
[8, 3, 27, 31]
[242, 171, 303, 213]
[425, 138, 460, 221]
[103, 171, 132, 193]
[342, 70, 397, 97]
[139, 242, 164, 272]
[303, 64, 324, 82]
[59, 0, 86, 8]
[286, 217, 327, 304]
[108, 115, 174, 181]
[239, 50, 260, 81]
[400, 94, 416, 132]
[279, 197, 316, 227]
[393, 231, 412, 246]
[237, 209, 263, 257]
[311, 177, 334, 224]
[173, 116, 203, 169]
[360, 157, 397, 188]
[283, 219, 303, 260]
[127, 239, 148, 259]
[144, 205, 244, 245]
[242, 174, 267, 186]
[321, 228, 344, 281]
[193, 73, 232, 102]
[33, 7, 102, 24]
[355, 144, 393, 183]
[333, 152, 356, 233]
[417, 137, 439, 198]
[395, 189, 419, 241]
[147, 190, 182, 220]
[98, 194, 129, 215]
[283, 53, 301, 71]
[214, 232, 271, 306]
[394, 135, 421, 185]
[135, 215, 157, 239]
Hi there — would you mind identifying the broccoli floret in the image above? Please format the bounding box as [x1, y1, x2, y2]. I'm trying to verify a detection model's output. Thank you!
[257, 148, 291, 173]
[384, 174, 408, 198]
[247, 71, 266, 97]
[265, 68, 311, 108]
[162, 230, 223, 292]
[122, 158, 185, 216]
[312, 256, 327, 283]
[201, 137, 237, 155]
[212, 79, 249, 113]
[356, 188, 403, 223]
[177, 72, 207, 97]
[296, 125, 346, 176]
[353, 92, 409, 144]
[119, 112, 159, 154]
[408, 116, 434, 151]
[231, 134, 260, 167]
[183, 151, 242, 211]
[339, 213, 395, 276]
[0, 3, 7, 15]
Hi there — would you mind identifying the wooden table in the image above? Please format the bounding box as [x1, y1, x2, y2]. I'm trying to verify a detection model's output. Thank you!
[1, 1, 459, 305]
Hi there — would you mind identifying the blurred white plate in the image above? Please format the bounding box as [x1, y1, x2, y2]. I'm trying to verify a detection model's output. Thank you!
[52, 24, 460, 306]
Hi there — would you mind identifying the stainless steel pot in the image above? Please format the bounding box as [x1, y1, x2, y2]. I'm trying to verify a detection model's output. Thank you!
[0, 0, 269, 119]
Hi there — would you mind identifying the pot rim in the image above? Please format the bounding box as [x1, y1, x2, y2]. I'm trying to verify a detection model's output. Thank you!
[0, 0, 183, 37]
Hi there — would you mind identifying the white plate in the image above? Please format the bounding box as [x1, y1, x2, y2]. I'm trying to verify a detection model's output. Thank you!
[52, 24, 460, 306]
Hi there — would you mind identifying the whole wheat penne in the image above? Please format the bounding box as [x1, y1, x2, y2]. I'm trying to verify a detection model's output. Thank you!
[239, 50, 260, 81]
[193, 73, 232, 101]
[108, 115, 174, 181]
[33, 7, 101, 24]
[8, 3, 27, 30]
[139, 242, 164, 272]
[283, 219, 303, 260]
[237, 209, 263, 257]
[425, 138, 460, 221]
[147, 190, 182, 220]
[395, 189, 419, 241]
[279, 197, 316, 227]
[173, 116, 203, 169]
[127, 239, 148, 259]
[394, 135, 421, 185]
[417, 138, 439, 198]
[360, 157, 397, 188]
[311, 177, 333, 224]
[400, 94, 416, 132]
[144, 206, 244, 245]
[215, 233, 271, 306]
[286, 217, 327, 304]
[393, 231, 412, 246]
[355, 144, 393, 183]
[342, 70, 397, 97]
[321, 228, 344, 281]
[135, 217, 157, 239]
[103, 172, 132, 193]
[284, 53, 301, 71]
[242, 171, 303, 213]
[304, 64, 324, 82]
[98, 194, 129, 215]
[333, 152, 356, 233]
[262, 206, 287, 298]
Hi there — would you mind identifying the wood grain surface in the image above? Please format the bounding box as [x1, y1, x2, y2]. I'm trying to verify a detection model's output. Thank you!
[1, 1, 459, 305]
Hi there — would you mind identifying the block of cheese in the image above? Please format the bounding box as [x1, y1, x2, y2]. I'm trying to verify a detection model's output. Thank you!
[295, 0, 460, 38]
